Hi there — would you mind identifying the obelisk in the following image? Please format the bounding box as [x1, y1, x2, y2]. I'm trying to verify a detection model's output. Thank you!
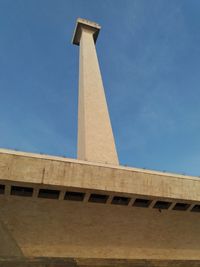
[72, 18, 119, 165]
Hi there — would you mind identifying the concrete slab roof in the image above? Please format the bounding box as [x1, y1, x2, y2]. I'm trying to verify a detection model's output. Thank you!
[0, 148, 200, 206]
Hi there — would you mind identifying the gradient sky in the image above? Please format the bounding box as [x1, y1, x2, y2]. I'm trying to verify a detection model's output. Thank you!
[0, 0, 200, 176]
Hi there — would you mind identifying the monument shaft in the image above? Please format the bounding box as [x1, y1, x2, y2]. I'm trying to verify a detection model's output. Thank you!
[75, 20, 119, 165]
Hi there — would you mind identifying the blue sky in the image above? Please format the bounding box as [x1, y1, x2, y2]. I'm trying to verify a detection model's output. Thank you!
[0, 0, 200, 176]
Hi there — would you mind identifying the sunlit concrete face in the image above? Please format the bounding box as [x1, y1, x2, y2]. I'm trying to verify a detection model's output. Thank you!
[73, 18, 119, 165]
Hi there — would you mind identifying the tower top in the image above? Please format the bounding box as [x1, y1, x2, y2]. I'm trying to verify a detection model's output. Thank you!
[72, 18, 101, 46]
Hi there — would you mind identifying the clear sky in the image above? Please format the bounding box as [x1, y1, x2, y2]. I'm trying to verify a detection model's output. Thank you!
[0, 0, 200, 176]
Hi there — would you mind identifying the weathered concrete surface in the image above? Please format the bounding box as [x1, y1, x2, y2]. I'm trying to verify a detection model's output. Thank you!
[74, 18, 119, 165]
[1, 196, 200, 259]
[1, 148, 200, 202]
[1, 149, 200, 266]
[0, 196, 200, 265]
[0, 218, 24, 257]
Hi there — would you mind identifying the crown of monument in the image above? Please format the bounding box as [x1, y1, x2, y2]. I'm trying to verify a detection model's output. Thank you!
[72, 18, 101, 45]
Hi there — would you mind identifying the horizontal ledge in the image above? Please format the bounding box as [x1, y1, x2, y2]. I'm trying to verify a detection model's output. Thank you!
[1, 149, 200, 203]
[0, 148, 198, 181]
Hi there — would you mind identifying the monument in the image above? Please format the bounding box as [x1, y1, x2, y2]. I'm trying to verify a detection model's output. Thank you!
[73, 19, 118, 165]
[0, 18, 200, 267]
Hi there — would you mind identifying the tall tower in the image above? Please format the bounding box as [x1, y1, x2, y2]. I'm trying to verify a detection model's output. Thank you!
[1, 17, 200, 267]
[72, 18, 119, 165]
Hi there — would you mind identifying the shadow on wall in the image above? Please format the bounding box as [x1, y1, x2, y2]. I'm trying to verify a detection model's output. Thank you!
[0, 216, 24, 257]
[0, 197, 200, 260]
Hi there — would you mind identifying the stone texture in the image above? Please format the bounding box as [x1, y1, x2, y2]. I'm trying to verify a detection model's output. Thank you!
[0, 149, 200, 202]
[74, 19, 119, 165]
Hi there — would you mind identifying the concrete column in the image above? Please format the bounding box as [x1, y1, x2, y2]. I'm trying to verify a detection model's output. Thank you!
[72, 18, 119, 165]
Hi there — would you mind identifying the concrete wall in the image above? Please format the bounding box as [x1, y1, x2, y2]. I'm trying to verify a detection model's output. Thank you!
[0, 196, 200, 262]
[1, 149, 200, 266]
[1, 149, 200, 202]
